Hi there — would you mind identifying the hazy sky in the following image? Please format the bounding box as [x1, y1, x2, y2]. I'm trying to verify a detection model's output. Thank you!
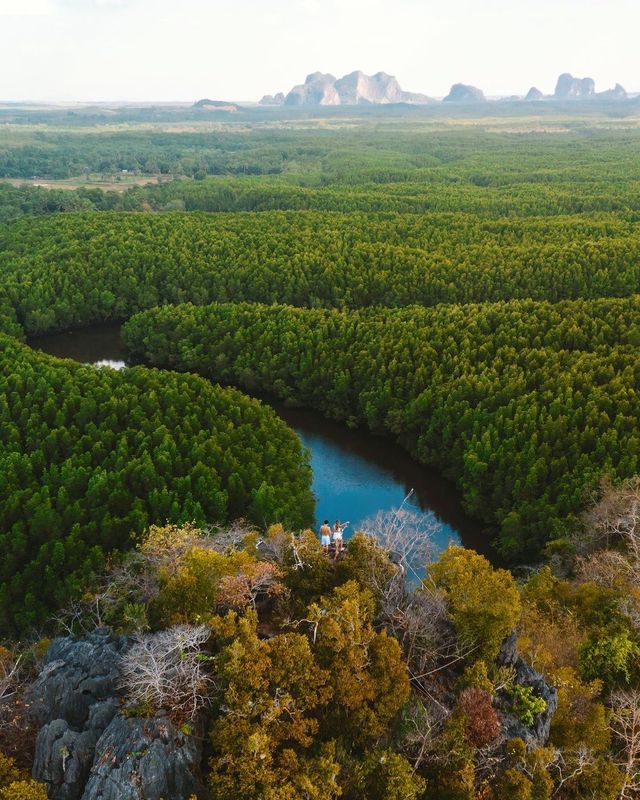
[0, 0, 638, 102]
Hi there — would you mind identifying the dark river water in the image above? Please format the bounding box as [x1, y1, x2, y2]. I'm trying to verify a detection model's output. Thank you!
[28, 324, 491, 558]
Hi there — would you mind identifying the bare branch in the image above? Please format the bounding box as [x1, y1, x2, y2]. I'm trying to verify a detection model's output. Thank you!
[120, 625, 215, 721]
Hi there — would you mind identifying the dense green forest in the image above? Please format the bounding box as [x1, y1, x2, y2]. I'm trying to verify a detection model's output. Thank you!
[0, 336, 313, 633]
[1, 115, 639, 570]
[1, 105, 640, 800]
[1, 210, 640, 336]
[122, 299, 640, 558]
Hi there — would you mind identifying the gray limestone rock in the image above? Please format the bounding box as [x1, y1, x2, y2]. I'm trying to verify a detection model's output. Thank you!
[28, 629, 128, 800]
[496, 632, 558, 747]
[28, 629, 207, 800]
[80, 716, 206, 800]
[28, 628, 127, 730]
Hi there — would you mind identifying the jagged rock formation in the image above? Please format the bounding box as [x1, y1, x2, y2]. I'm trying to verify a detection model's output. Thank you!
[27, 630, 206, 800]
[496, 632, 558, 747]
[27, 629, 127, 800]
[554, 73, 595, 99]
[259, 92, 285, 106]
[81, 716, 206, 800]
[283, 70, 431, 106]
[525, 86, 544, 101]
[443, 83, 486, 103]
[285, 72, 340, 106]
[554, 74, 628, 100]
[599, 82, 628, 99]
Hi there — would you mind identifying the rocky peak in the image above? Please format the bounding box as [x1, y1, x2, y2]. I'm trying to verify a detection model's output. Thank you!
[283, 70, 431, 106]
[554, 73, 596, 99]
[259, 92, 285, 106]
[443, 83, 486, 103]
[525, 86, 544, 101]
[285, 72, 340, 106]
[496, 632, 558, 747]
[599, 82, 628, 99]
[27, 630, 206, 800]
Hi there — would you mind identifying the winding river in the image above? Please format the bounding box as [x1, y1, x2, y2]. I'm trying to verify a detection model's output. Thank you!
[28, 323, 491, 558]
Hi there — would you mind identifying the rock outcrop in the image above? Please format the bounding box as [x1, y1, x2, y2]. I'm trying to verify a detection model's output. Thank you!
[193, 99, 240, 111]
[27, 629, 127, 800]
[554, 74, 628, 101]
[283, 70, 431, 106]
[259, 92, 285, 106]
[27, 630, 206, 800]
[496, 632, 558, 747]
[81, 716, 206, 800]
[285, 72, 340, 106]
[525, 86, 544, 101]
[443, 83, 486, 103]
[554, 73, 595, 99]
[599, 82, 627, 99]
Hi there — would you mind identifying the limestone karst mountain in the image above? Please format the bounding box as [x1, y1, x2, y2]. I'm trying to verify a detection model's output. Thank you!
[268, 70, 431, 106]
[443, 83, 486, 103]
[599, 82, 628, 99]
[193, 99, 241, 111]
[554, 73, 596, 99]
[554, 73, 628, 100]
[259, 92, 286, 106]
[525, 86, 544, 101]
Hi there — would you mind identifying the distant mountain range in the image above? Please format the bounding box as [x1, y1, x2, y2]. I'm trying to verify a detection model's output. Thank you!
[250, 71, 631, 107]
[260, 71, 432, 107]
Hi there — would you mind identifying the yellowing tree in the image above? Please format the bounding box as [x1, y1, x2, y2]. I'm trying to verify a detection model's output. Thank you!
[208, 611, 337, 800]
[429, 546, 521, 660]
[309, 581, 410, 744]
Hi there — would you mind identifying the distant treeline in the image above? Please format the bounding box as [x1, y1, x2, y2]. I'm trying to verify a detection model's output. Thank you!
[3, 123, 640, 221]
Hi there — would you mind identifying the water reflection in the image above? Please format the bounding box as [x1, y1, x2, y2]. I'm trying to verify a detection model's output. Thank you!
[28, 323, 492, 559]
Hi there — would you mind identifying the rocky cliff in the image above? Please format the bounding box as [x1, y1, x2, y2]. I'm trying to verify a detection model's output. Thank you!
[554, 73, 628, 100]
[278, 70, 431, 106]
[599, 82, 628, 99]
[443, 83, 486, 103]
[496, 632, 558, 747]
[27, 630, 206, 800]
[259, 92, 285, 106]
[554, 73, 595, 99]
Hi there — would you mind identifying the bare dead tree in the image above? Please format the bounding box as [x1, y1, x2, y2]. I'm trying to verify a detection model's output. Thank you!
[547, 746, 595, 797]
[202, 520, 258, 553]
[0, 651, 22, 706]
[610, 689, 640, 798]
[579, 477, 640, 558]
[258, 527, 323, 572]
[399, 694, 450, 771]
[0, 647, 38, 765]
[360, 494, 439, 586]
[576, 549, 639, 589]
[120, 625, 215, 721]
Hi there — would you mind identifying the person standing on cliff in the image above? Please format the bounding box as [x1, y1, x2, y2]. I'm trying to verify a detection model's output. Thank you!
[332, 519, 348, 556]
[320, 520, 332, 554]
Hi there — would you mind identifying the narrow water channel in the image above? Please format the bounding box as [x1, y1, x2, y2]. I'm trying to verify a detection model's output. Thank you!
[28, 323, 492, 558]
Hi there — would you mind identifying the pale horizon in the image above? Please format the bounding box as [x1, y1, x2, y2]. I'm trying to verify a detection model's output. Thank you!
[0, 0, 638, 103]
